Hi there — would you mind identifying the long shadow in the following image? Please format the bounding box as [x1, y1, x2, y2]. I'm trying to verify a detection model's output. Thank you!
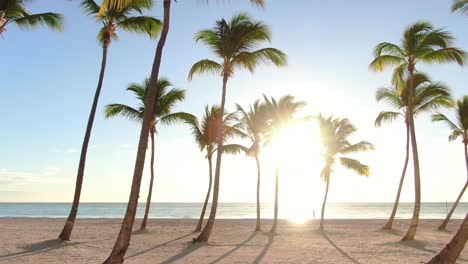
[159, 242, 203, 264]
[126, 233, 193, 259]
[209, 231, 258, 264]
[321, 231, 361, 264]
[252, 232, 274, 264]
[0, 239, 74, 262]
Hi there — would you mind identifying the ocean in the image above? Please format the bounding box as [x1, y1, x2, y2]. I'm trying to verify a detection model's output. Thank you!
[0, 202, 466, 219]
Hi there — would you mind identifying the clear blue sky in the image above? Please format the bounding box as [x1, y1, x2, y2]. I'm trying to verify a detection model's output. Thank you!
[1, 0, 467, 205]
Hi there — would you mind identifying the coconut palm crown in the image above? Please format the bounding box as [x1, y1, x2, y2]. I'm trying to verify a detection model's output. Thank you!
[375, 73, 454, 127]
[188, 12, 287, 81]
[82, 0, 161, 47]
[0, 0, 64, 37]
[105, 77, 192, 130]
[433, 96, 468, 143]
[318, 114, 374, 230]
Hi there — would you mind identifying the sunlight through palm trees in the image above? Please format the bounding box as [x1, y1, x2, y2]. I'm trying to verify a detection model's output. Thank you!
[375, 73, 454, 230]
[370, 21, 465, 241]
[190, 13, 287, 243]
[59, 0, 161, 242]
[105, 77, 192, 231]
[317, 115, 374, 231]
[432, 96, 468, 230]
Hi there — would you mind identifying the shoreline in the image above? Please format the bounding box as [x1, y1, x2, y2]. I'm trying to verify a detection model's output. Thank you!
[1, 218, 465, 263]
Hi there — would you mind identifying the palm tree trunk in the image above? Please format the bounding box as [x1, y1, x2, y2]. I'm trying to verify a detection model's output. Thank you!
[195, 154, 213, 232]
[402, 66, 422, 241]
[320, 176, 330, 230]
[193, 73, 229, 243]
[255, 155, 261, 231]
[438, 141, 468, 230]
[270, 165, 279, 233]
[140, 128, 156, 231]
[427, 213, 468, 264]
[59, 43, 109, 241]
[383, 122, 410, 230]
[103, 1, 171, 263]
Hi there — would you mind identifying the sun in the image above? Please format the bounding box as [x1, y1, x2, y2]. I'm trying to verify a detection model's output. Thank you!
[265, 122, 324, 223]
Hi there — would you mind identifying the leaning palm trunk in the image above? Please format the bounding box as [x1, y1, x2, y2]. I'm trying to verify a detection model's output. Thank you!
[140, 129, 156, 231]
[427, 213, 468, 264]
[59, 43, 109, 241]
[270, 165, 279, 233]
[255, 155, 261, 231]
[439, 142, 468, 230]
[104, 1, 171, 263]
[383, 123, 410, 230]
[403, 68, 422, 241]
[194, 74, 229, 242]
[195, 154, 213, 232]
[320, 176, 330, 230]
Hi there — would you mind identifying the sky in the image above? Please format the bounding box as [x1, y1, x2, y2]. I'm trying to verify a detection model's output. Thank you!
[1, 0, 467, 207]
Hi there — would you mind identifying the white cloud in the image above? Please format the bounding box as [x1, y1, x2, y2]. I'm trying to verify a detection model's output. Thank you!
[0, 168, 69, 185]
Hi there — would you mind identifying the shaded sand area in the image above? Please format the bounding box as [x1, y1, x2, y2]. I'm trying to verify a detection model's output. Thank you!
[0, 218, 466, 263]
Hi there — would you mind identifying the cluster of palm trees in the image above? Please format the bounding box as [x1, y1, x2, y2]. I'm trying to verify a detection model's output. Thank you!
[3, 0, 468, 263]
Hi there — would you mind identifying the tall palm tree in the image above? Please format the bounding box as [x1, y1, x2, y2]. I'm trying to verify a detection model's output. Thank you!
[236, 100, 269, 231]
[369, 21, 464, 240]
[375, 73, 454, 230]
[103, 1, 265, 262]
[59, 0, 161, 242]
[0, 0, 63, 38]
[185, 105, 243, 233]
[451, 0, 468, 14]
[432, 96, 468, 230]
[189, 13, 287, 243]
[317, 115, 374, 230]
[262, 95, 307, 233]
[105, 77, 192, 231]
[427, 213, 468, 264]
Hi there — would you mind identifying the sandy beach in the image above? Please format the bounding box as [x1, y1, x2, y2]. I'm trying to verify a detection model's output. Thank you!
[0, 218, 465, 263]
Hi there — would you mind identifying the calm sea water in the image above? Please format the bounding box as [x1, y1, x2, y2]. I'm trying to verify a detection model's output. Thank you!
[0, 202, 466, 219]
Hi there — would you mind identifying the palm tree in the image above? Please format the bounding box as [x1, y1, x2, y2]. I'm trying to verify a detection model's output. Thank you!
[427, 213, 468, 264]
[262, 95, 307, 233]
[185, 105, 243, 233]
[236, 100, 269, 231]
[318, 115, 374, 230]
[451, 0, 468, 14]
[375, 73, 454, 230]
[105, 77, 192, 231]
[189, 13, 287, 243]
[369, 21, 464, 240]
[59, 0, 161, 242]
[432, 96, 468, 230]
[103, 1, 265, 262]
[0, 0, 63, 38]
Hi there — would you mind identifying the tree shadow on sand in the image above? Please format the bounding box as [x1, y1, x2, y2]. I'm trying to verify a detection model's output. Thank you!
[321, 231, 361, 264]
[159, 242, 203, 264]
[252, 232, 275, 264]
[209, 231, 258, 264]
[125, 233, 193, 260]
[0, 239, 75, 262]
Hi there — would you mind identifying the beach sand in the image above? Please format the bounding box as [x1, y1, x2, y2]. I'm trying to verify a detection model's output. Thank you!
[0, 218, 465, 263]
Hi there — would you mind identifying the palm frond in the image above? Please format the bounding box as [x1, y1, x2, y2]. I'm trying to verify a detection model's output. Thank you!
[188, 59, 223, 81]
[14, 12, 63, 31]
[232, 48, 287, 73]
[452, 0, 468, 14]
[341, 141, 374, 154]
[369, 55, 405, 72]
[117, 16, 161, 39]
[340, 157, 370, 177]
[221, 144, 249, 155]
[375, 111, 403, 127]
[104, 103, 142, 122]
[160, 112, 194, 126]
